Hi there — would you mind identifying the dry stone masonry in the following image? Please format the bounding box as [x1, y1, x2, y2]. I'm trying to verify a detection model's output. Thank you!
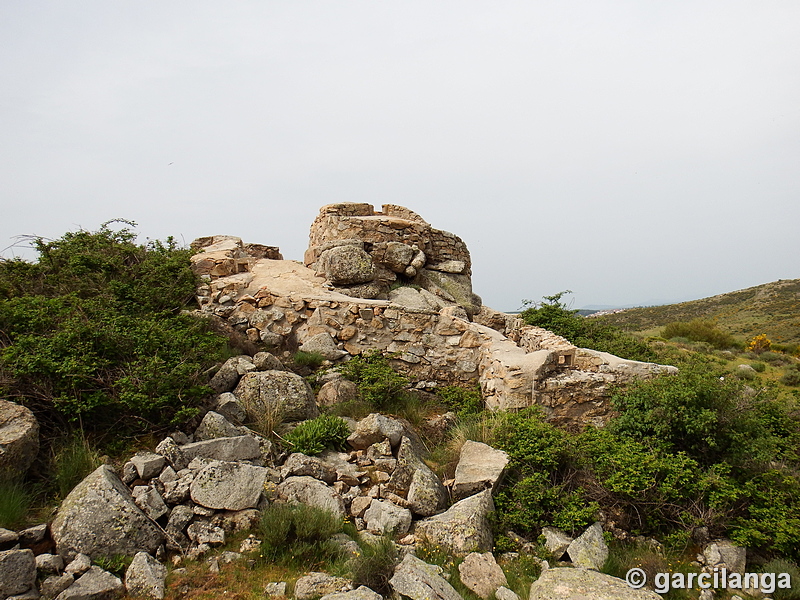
[192, 202, 676, 428]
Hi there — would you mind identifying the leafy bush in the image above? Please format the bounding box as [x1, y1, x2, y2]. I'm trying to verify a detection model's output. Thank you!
[293, 351, 326, 369]
[284, 414, 351, 455]
[577, 428, 704, 533]
[520, 292, 655, 362]
[730, 469, 800, 559]
[259, 503, 344, 568]
[0, 481, 33, 529]
[436, 385, 483, 417]
[751, 362, 767, 372]
[489, 409, 597, 535]
[661, 319, 737, 350]
[609, 361, 778, 467]
[339, 351, 409, 409]
[0, 223, 228, 439]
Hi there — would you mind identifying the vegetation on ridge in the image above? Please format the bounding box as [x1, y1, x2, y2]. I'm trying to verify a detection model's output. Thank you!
[520, 291, 656, 362]
[595, 278, 800, 348]
[0, 222, 229, 440]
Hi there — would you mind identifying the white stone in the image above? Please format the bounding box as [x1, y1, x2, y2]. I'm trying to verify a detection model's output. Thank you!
[125, 552, 167, 600]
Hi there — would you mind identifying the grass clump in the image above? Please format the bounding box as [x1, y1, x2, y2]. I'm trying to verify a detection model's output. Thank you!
[602, 541, 697, 600]
[259, 503, 344, 568]
[293, 351, 326, 370]
[780, 365, 800, 386]
[350, 536, 398, 596]
[284, 414, 351, 456]
[53, 432, 102, 499]
[0, 480, 34, 529]
[760, 558, 800, 600]
[93, 554, 133, 577]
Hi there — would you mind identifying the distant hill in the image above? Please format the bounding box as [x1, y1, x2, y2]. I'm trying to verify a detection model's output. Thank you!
[594, 279, 800, 345]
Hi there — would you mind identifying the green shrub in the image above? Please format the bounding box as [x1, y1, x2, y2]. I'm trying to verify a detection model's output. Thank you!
[761, 351, 787, 364]
[780, 366, 800, 386]
[577, 428, 703, 533]
[293, 351, 326, 369]
[609, 361, 775, 466]
[53, 432, 102, 499]
[436, 385, 483, 417]
[491, 408, 570, 471]
[0, 223, 228, 439]
[0, 481, 33, 529]
[259, 503, 344, 568]
[730, 469, 800, 560]
[751, 362, 767, 372]
[490, 409, 596, 535]
[339, 351, 408, 409]
[284, 414, 351, 455]
[661, 319, 737, 350]
[349, 536, 398, 595]
[520, 292, 655, 362]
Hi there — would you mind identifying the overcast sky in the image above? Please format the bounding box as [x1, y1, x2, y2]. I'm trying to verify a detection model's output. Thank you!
[2, 1, 798, 311]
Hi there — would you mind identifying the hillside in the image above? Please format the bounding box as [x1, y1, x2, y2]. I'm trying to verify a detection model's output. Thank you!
[595, 279, 800, 345]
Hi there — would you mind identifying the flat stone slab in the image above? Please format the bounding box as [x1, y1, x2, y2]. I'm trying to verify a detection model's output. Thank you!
[528, 568, 663, 600]
[55, 565, 124, 600]
[452, 440, 509, 501]
[180, 435, 261, 462]
[190, 461, 269, 510]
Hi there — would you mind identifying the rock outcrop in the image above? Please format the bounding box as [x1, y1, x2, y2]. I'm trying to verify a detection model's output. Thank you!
[566, 523, 609, 571]
[51, 465, 164, 562]
[0, 399, 39, 480]
[390, 554, 463, 600]
[0, 548, 37, 599]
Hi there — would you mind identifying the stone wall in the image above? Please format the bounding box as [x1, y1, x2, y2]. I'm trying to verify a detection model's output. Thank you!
[190, 235, 282, 281]
[190, 204, 677, 428]
[303, 204, 478, 313]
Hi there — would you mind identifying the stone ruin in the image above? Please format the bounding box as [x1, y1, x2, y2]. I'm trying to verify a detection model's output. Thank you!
[192, 203, 676, 428]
